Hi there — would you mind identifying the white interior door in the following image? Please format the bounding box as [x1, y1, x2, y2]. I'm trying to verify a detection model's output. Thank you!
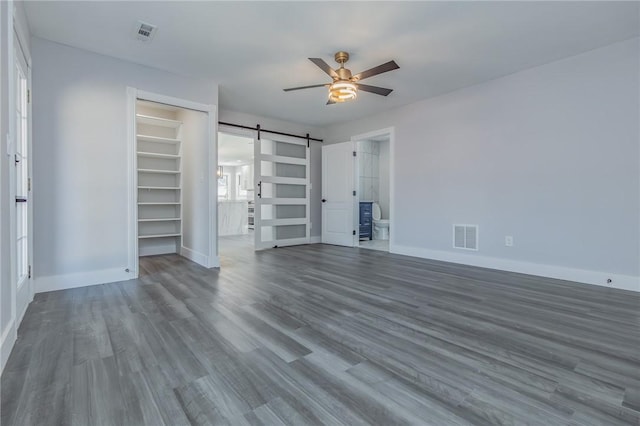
[321, 142, 356, 247]
[254, 136, 311, 250]
[14, 43, 31, 316]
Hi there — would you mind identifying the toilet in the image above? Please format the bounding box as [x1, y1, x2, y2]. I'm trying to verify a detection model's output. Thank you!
[372, 202, 390, 240]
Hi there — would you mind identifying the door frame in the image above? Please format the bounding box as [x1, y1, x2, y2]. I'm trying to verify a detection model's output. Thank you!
[350, 127, 395, 249]
[126, 88, 218, 277]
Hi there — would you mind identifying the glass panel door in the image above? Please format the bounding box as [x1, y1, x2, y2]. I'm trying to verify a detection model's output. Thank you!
[254, 137, 310, 250]
[15, 48, 29, 288]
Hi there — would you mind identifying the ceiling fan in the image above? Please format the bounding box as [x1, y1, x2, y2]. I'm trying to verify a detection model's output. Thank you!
[284, 51, 399, 104]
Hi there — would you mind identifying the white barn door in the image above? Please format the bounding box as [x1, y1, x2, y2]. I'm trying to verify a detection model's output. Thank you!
[254, 136, 311, 250]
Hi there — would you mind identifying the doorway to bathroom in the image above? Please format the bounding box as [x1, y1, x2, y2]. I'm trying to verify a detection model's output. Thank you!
[354, 132, 391, 252]
[217, 132, 255, 263]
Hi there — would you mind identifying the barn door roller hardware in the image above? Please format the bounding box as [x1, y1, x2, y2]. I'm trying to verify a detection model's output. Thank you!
[218, 121, 322, 144]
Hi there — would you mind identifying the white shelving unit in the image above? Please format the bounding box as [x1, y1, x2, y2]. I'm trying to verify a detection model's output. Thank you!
[136, 112, 183, 256]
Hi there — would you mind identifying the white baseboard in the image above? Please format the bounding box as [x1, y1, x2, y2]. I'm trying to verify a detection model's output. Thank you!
[390, 244, 640, 292]
[309, 236, 321, 244]
[208, 256, 220, 268]
[0, 320, 16, 373]
[35, 267, 135, 294]
[180, 246, 209, 268]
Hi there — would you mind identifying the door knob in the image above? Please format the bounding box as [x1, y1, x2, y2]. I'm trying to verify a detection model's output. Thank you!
[321, 198, 327, 203]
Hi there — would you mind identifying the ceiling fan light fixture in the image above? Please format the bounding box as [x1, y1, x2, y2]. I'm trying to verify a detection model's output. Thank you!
[328, 81, 357, 103]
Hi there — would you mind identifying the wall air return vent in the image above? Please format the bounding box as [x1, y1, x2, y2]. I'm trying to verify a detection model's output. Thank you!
[134, 21, 157, 42]
[453, 224, 479, 251]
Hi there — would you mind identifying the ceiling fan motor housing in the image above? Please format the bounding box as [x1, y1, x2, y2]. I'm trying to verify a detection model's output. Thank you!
[334, 52, 353, 80]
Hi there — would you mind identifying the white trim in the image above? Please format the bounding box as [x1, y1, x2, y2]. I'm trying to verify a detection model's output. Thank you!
[126, 87, 138, 276]
[6, 1, 17, 374]
[12, 2, 30, 66]
[261, 218, 307, 226]
[259, 197, 307, 205]
[208, 105, 219, 268]
[268, 237, 313, 248]
[390, 243, 640, 292]
[260, 176, 306, 185]
[208, 256, 220, 268]
[259, 154, 306, 165]
[35, 268, 135, 294]
[1, 320, 17, 373]
[180, 246, 210, 268]
[136, 90, 212, 113]
[218, 124, 255, 139]
[16, 278, 31, 325]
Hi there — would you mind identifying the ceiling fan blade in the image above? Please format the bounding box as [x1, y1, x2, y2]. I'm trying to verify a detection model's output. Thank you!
[356, 83, 393, 96]
[309, 58, 339, 78]
[283, 83, 329, 92]
[326, 99, 336, 105]
[352, 60, 399, 81]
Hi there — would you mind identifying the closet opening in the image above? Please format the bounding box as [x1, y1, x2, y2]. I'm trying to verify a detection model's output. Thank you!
[127, 90, 217, 277]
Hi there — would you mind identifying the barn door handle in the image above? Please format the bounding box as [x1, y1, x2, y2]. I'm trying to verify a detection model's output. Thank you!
[258, 181, 262, 198]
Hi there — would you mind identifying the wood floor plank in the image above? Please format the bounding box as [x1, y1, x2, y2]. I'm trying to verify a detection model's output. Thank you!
[2, 236, 639, 425]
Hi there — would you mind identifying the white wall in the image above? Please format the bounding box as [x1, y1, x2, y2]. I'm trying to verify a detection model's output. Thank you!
[219, 109, 324, 238]
[177, 108, 211, 264]
[31, 37, 218, 292]
[324, 38, 640, 291]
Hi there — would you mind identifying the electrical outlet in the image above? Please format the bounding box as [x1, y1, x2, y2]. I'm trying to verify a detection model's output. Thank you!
[505, 236, 514, 247]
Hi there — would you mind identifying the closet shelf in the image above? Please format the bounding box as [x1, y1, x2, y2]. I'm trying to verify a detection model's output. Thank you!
[137, 135, 181, 144]
[138, 186, 181, 190]
[138, 218, 181, 222]
[138, 202, 181, 205]
[137, 151, 180, 159]
[138, 233, 182, 239]
[136, 114, 182, 128]
[138, 169, 181, 174]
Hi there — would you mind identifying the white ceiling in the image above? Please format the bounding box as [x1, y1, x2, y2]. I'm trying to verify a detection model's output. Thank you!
[24, 1, 639, 127]
[218, 132, 253, 166]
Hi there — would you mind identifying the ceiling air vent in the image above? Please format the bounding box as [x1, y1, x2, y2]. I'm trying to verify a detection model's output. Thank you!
[134, 21, 157, 42]
[453, 224, 478, 251]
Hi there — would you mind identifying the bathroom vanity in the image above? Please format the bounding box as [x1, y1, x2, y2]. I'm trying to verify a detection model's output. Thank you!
[359, 202, 373, 240]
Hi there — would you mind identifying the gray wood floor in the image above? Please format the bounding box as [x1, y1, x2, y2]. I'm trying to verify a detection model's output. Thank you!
[2, 239, 640, 425]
